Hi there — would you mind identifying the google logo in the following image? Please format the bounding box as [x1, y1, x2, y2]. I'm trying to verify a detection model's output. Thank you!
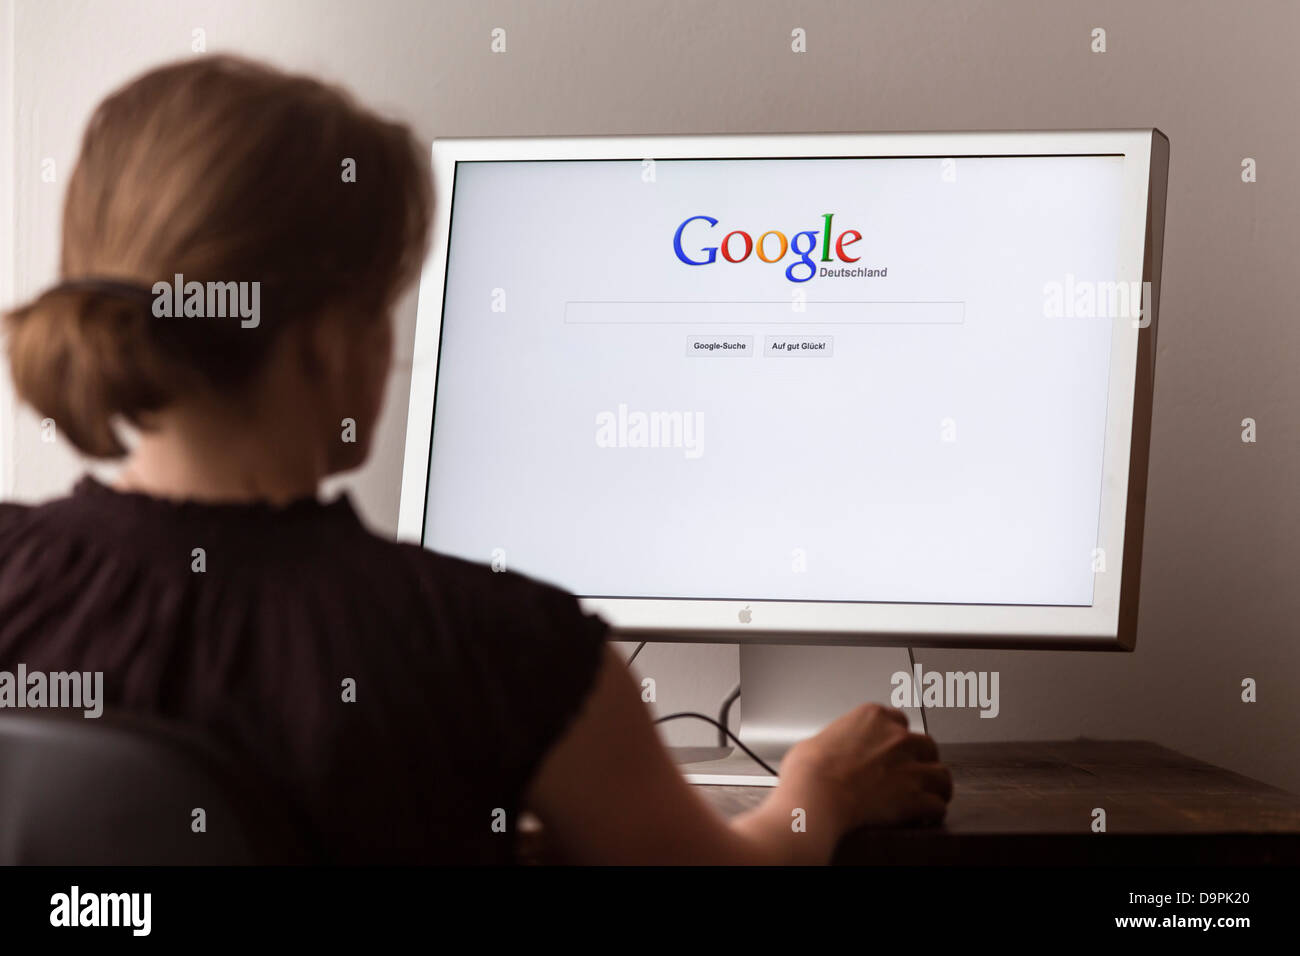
[673, 213, 862, 283]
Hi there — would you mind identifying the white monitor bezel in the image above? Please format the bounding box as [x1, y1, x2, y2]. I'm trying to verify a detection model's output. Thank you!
[397, 130, 1167, 650]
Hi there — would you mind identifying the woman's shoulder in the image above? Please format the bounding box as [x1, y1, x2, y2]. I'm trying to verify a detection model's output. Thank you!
[0, 499, 30, 527]
[0, 495, 71, 563]
[398, 541, 579, 609]
[0, 476, 607, 653]
[393, 540, 609, 661]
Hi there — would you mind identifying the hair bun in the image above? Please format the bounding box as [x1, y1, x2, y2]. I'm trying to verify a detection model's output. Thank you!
[4, 284, 174, 457]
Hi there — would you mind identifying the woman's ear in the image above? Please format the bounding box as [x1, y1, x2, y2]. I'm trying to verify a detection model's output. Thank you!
[299, 308, 349, 383]
[298, 309, 391, 471]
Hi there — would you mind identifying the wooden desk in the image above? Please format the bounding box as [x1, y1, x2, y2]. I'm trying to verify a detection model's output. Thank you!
[695, 739, 1300, 865]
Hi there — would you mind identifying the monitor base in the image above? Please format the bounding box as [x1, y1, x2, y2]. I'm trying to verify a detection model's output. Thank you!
[671, 644, 923, 787]
[672, 747, 779, 787]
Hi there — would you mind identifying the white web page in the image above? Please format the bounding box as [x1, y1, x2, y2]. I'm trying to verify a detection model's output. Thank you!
[424, 156, 1124, 605]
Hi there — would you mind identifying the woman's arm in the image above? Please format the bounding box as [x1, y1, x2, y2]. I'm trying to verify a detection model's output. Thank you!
[525, 646, 952, 865]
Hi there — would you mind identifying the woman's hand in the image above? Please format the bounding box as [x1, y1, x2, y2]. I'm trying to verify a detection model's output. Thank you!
[777, 703, 953, 835]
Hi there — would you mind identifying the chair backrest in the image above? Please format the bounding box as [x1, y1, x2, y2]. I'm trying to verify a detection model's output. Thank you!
[0, 710, 311, 864]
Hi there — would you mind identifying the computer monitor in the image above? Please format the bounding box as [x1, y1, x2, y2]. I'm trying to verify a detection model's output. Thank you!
[397, 131, 1168, 780]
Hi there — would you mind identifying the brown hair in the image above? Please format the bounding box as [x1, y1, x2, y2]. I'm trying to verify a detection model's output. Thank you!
[4, 55, 432, 456]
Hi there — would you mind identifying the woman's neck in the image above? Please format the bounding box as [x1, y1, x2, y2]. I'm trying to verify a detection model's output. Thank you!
[116, 400, 326, 506]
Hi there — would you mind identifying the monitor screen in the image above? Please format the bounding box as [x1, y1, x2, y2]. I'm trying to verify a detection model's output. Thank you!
[420, 154, 1127, 608]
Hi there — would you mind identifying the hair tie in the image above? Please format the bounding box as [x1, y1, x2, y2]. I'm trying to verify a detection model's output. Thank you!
[46, 277, 156, 308]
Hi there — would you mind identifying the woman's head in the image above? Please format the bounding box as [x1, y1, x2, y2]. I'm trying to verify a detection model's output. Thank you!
[4, 55, 431, 470]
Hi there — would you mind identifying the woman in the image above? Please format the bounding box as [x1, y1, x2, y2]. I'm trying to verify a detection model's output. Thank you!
[0, 55, 951, 864]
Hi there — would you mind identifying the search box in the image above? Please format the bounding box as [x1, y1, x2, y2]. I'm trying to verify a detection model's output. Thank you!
[564, 300, 965, 325]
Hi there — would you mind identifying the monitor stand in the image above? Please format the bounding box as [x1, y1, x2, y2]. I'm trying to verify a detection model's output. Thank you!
[672, 645, 924, 786]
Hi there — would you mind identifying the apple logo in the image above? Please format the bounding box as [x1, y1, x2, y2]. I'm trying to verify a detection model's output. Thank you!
[738, 605, 752, 624]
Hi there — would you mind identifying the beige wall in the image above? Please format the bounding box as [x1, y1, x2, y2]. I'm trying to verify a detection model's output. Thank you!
[2, 0, 1297, 789]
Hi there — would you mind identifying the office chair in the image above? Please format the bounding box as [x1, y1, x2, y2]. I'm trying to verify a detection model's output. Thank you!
[0, 709, 311, 864]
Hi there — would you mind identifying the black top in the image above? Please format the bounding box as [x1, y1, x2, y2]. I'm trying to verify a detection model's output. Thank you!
[0, 476, 607, 863]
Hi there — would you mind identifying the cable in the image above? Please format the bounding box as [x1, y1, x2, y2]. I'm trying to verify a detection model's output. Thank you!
[654, 711, 779, 777]
[907, 646, 929, 735]
[716, 683, 741, 747]
[625, 641, 647, 667]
